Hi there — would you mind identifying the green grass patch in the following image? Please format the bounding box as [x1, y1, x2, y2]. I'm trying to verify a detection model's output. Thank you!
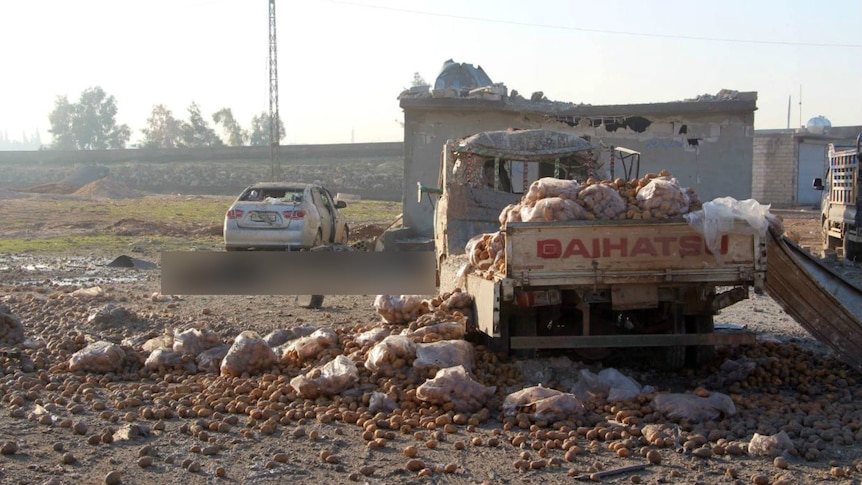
[0, 234, 221, 255]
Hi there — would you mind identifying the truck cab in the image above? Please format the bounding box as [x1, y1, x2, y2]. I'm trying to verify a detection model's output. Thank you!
[816, 132, 862, 261]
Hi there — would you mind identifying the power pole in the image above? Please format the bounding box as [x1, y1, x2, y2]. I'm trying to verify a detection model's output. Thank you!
[268, 0, 280, 181]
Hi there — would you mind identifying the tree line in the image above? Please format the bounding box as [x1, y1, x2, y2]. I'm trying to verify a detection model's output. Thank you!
[47, 86, 285, 150]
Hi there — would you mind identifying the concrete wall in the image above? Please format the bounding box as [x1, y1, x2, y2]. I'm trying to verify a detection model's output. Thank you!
[752, 126, 861, 207]
[752, 134, 797, 206]
[401, 95, 757, 237]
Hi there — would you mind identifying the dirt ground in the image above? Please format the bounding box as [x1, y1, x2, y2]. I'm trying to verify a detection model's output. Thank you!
[1, 193, 862, 485]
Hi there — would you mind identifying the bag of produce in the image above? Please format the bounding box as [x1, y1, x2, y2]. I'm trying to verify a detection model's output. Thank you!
[68, 341, 125, 373]
[290, 355, 358, 399]
[413, 339, 474, 373]
[578, 184, 627, 219]
[520, 197, 586, 222]
[636, 176, 691, 218]
[374, 295, 430, 324]
[524, 177, 581, 204]
[220, 331, 277, 377]
[280, 327, 338, 364]
[364, 335, 416, 373]
[503, 386, 585, 422]
[145, 348, 197, 373]
[173, 328, 222, 355]
[416, 365, 495, 413]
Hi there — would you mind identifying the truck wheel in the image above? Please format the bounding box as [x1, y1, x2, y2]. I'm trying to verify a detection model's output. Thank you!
[296, 295, 324, 309]
[686, 315, 715, 367]
[663, 346, 686, 371]
[663, 309, 686, 371]
[844, 237, 860, 262]
[823, 220, 838, 252]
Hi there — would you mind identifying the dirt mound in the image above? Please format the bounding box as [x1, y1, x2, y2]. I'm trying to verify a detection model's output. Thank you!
[107, 218, 220, 237]
[349, 223, 388, 242]
[19, 182, 80, 194]
[73, 177, 144, 199]
[108, 218, 179, 236]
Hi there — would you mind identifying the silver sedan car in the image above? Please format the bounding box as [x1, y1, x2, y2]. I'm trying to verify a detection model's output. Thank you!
[223, 182, 349, 251]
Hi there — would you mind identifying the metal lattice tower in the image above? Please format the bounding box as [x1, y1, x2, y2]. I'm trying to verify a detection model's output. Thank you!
[268, 0, 280, 181]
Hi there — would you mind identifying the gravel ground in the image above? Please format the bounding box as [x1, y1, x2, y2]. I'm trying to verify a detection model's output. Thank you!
[0, 200, 861, 485]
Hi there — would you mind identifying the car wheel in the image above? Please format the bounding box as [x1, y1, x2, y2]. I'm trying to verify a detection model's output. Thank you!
[342, 226, 350, 244]
[313, 229, 323, 248]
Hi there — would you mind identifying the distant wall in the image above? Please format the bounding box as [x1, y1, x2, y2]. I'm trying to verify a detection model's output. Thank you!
[752, 126, 862, 207]
[752, 135, 797, 206]
[0, 143, 405, 200]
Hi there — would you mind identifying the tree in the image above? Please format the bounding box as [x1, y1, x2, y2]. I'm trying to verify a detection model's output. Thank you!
[248, 112, 284, 147]
[181, 102, 223, 147]
[213, 108, 246, 146]
[48, 87, 130, 150]
[140, 104, 185, 148]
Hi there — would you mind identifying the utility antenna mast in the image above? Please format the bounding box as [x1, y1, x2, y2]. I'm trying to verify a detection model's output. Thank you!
[268, 0, 280, 181]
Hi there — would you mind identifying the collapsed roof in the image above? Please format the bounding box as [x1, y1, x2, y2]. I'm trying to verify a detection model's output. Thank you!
[454, 129, 594, 161]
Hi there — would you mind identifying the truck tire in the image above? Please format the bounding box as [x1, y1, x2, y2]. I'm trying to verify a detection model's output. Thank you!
[686, 315, 715, 367]
[844, 237, 861, 262]
[823, 220, 838, 252]
[662, 307, 686, 371]
[296, 295, 324, 309]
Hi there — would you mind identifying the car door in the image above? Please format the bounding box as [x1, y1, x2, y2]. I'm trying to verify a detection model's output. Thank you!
[312, 188, 333, 243]
[322, 189, 343, 242]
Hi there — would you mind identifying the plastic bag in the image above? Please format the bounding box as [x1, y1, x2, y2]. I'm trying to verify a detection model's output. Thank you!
[173, 328, 222, 355]
[404, 321, 466, 342]
[578, 184, 627, 219]
[416, 365, 495, 413]
[524, 177, 581, 204]
[145, 348, 196, 373]
[220, 331, 278, 377]
[520, 197, 586, 222]
[71, 286, 105, 300]
[636, 176, 691, 218]
[290, 355, 358, 399]
[263, 327, 317, 348]
[364, 335, 416, 373]
[748, 431, 795, 457]
[651, 392, 736, 422]
[354, 327, 391, 347]
[413, 339, 474, 372]
[374, 295, 430, 324]
[196, 344, 230, 374]
[570, 368, 644, 403]
[683, 197, 774, 261]
[281, 327, 338, 364]
[369, 392, 398, 413]
[69, 341, 125, 373]
[502, 386, 585, 422]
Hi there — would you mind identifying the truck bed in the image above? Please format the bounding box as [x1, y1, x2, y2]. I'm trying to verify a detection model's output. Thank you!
[504, 219, 766, 288]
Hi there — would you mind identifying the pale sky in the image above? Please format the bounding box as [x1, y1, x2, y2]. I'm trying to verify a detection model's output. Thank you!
[1, 0, 860, 147]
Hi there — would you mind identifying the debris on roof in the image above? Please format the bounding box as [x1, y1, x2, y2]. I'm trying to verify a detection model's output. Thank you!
[685, 89, 741, 102]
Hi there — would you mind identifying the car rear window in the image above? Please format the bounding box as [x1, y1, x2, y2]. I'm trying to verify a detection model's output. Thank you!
[241, 188, 303, 202]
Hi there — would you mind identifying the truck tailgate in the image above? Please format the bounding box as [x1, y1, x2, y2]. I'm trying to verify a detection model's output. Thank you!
[765, 231, 862, 371]
[505, 219, 764, 286]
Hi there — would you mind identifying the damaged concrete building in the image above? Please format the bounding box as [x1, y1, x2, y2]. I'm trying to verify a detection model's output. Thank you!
[753, 122, 862, 207]
[393, 60, 758, 244]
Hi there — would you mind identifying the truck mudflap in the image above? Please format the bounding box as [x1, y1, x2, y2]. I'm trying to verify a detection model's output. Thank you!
[765, 230, 862, 371]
